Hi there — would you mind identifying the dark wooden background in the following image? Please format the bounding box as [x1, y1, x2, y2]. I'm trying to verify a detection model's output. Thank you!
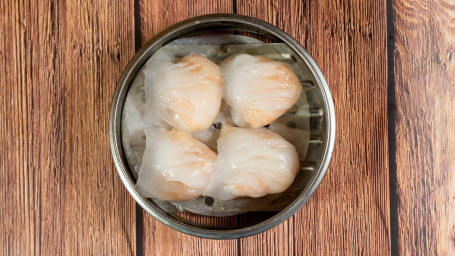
[1, 0, 454, 255]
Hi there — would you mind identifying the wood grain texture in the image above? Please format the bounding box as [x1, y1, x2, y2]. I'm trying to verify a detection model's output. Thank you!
[138, 0, 233, 45]
[237, 0, 390, 255]
[392, 0, 455, 255]
[0, 1, 41, 254]
[137, 1, 237, 255]
[3, 0, 455, 255]
[0, 0, 137, 255]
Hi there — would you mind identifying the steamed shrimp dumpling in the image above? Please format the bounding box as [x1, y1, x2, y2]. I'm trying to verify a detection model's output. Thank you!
[143, 53, 223, 132]
[204, 126, 300, 200]
[136, 128, 217, 201]
[220, 54, 302, 128]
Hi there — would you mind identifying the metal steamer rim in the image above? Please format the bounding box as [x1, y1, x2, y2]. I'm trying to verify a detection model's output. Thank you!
[109, 14, 336, 239]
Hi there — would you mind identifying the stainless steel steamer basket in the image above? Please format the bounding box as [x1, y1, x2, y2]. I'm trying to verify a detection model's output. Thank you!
[109, 14, 335, 239]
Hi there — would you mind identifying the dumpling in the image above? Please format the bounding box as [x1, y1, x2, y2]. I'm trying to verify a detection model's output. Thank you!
[204, 126, 300, 200]
[143, 52, 223, 132]
[136, 128, 217, 201]
[219, 54, 302, 128]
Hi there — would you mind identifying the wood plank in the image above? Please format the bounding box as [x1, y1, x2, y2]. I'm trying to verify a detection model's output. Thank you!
[0, 0, 41, 254]
[137, 1, 237, 255]
[237, 0, 390, 255]
[51, 2, 137, 254]
[1, 0, 137, 254]
[392, 0, 455, 254]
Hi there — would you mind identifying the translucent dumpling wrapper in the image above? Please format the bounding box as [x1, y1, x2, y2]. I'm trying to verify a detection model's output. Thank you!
[219, 53, 302, 128]
[204, 126, 300, 200]
[268, 113, 310, 161]
[136, 128, 217, 201]
[143, 52, 223, 132]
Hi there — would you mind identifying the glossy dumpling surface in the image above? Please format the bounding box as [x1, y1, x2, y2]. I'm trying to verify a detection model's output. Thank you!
[143, 53, 223, 132]
[136, 128, 217, 201]
[219, 54, 302, 128]
[204, 126, 300, 200]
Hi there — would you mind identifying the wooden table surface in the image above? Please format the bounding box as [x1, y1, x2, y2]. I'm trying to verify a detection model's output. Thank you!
[1, 0, 454, 255]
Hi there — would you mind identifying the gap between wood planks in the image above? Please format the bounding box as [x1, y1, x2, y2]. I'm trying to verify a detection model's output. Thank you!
[386, 0, 399, 255]
[134, 0, 144, 255]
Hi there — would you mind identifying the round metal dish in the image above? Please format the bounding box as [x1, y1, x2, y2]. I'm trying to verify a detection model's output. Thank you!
[109, 14, 335, 239]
